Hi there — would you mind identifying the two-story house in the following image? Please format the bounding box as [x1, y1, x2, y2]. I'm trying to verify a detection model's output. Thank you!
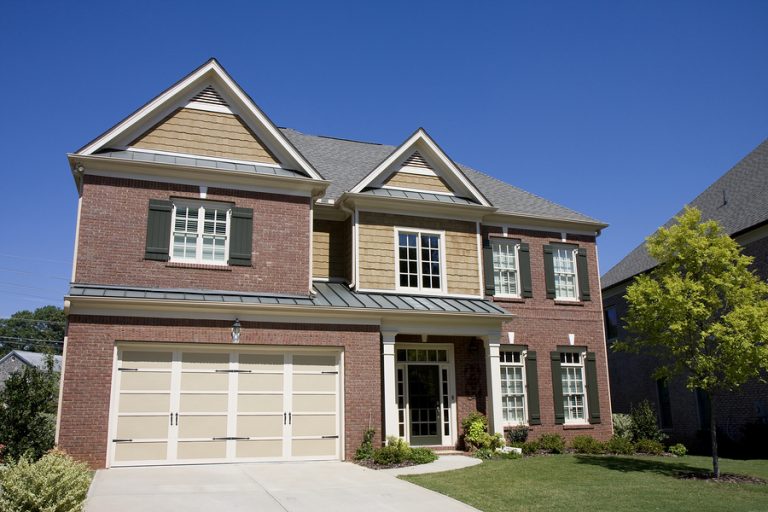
[58, 59, 612, 469]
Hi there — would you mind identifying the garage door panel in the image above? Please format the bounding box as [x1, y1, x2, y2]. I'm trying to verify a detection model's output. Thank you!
[121, 351, 172, 369]
[177, 441, 227, 459]
[236, 440, 282, 458]
[293, 374, 335, 392]
[239, 354, 283, 370]
[236, 415, 283, 437]
[238, 394, 283, 412]
[114, 442, 168, 462]
[291, 414, 336, 437]
[116, 415, 169, 439]
[119, 394, 170, 413]
[179, 393, 228, 413]
[121, 371, 171, 391]
[182, 352, 229, 370]
[292, 394, 335, 413]
[238, 373, 283, 392]
[292, 439, 336, 457]
[292, 355, 336, 372]
[180, 372, 228, 391]
[178, 415, 227, 438]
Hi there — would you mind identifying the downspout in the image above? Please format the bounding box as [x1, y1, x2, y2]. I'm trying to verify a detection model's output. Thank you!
[339, 200, 357, 289]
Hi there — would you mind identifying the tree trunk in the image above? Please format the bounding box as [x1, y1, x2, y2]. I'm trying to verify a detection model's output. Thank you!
[710, 394, 719, 478]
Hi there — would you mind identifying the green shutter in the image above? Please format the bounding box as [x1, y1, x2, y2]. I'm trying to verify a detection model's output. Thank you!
[482, 238, 495, 296]
[228, 207, 253, 266]
[543, 245, 556, 299]
[518, 243, 533, 298]
[144, 199, 172, 261]
[585, 351, 601, 424]
[550, 351, 565, 424]
[525, 350, 541, 425]
[576, 247, 591, 301]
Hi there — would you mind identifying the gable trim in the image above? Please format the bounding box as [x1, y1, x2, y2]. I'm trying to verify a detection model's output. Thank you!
[349, 128, 492, 207]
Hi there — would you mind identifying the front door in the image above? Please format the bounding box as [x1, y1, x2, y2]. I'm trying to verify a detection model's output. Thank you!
[407, 365, 441, 445]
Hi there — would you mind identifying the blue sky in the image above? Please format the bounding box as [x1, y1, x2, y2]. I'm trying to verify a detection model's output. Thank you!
[0, 1, 766, 318]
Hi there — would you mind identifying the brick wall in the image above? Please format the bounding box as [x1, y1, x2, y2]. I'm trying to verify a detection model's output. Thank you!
[58, 316, 381, 469]
[74, 175, 311, 295]
[483, 226, 613, 442]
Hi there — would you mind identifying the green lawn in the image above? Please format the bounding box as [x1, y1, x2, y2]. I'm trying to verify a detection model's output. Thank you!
[401, 455, 768, 512]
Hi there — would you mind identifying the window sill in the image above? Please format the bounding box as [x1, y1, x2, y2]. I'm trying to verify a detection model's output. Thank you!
[166, 262, 233, 272]
[563, 423, 594, 430]
[493, 296, 526, 304]
[554, 300, 584, 307]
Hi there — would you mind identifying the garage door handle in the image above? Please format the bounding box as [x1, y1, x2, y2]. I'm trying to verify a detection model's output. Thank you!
[284, 412, 287, 424]
[170, 413, 173, 426]
[175, 413, 178, 426]
[112, 439, 133, 443]
[321, 435, 339, 439]
[289, 412, 292, 425]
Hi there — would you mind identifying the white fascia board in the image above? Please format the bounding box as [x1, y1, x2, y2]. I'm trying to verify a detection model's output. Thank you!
[349, 128, 491, 207]
[482, 212, 608, 234]
[341, 192, 496, 222]
[75, 59, 323, 181]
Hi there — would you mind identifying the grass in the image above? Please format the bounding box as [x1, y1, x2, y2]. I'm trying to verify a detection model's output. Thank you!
[401, 455, 768, 512]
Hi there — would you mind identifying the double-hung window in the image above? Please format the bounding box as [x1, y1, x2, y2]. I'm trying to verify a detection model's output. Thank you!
[171, 200, 231, 265]
[492, 239, 520, 297]
[397, 230, 443, 292]
[553, 246, 578, 300]
[560, 351, 587, 423]
[500, 349, 526, 424]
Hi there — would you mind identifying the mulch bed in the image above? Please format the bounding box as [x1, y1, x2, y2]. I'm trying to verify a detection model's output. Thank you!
[675, 471, 767, 484]
[354, 459, 418, 470]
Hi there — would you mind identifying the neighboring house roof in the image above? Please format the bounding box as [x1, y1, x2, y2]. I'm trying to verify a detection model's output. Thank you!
[0, 350, 63, 372]
[280, 128, 606, 226]
[68, 283, 511, 316]
[602, 138, 768, 290]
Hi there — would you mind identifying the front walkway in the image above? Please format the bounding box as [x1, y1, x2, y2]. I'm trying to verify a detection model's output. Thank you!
[85, 457, 481, 512]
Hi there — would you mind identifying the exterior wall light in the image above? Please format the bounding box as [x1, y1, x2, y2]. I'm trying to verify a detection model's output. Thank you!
[231, 318, 241, 343]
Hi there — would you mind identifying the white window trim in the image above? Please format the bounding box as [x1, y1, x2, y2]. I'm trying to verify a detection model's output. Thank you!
[552, 244, 579, 302]
[394, 227, 447, 294]
[169, 199, 232, 266]
[500, 347, 527, 426]
[491, 238, 522, 299]
[560, 348, 589, 425]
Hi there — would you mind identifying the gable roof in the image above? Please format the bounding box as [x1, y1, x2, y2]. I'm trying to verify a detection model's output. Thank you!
[602, 138, 768, 290]
[281, 128, 604, 225]
[75, 59, 324, 181]
[0, 350, 62, 372]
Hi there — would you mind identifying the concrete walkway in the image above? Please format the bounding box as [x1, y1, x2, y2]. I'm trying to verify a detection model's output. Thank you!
[85, 457, 481, 512]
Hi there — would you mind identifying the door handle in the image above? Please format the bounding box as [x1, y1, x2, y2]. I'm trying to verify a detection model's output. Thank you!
[170, 413, 173, 426]
[175, 413, 178, 426]
[284, 412, 287, 425]
[289, 412, 292, 425]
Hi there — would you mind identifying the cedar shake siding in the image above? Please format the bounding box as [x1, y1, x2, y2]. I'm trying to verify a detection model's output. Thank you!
[383, 171, 454, 194]
[312, 219, 349, 280]
[58, 316, 381, 469]
[131, 108, 279, 164]
[74, 175, 311, 295]
[357, 212, 480, 295]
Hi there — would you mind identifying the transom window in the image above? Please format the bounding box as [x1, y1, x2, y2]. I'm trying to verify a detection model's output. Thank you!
[397, 230, 443, 291]
[560, 351, 587, 423]
[171, 200, 231, 265]
[500, 349, 526, 424]
[397, 348, 448, 363]
[492, 239, 520, 296]
[553, 246, 578, 300]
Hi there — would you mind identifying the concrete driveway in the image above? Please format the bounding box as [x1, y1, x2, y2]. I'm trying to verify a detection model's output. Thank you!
[85, 458, 480, 512]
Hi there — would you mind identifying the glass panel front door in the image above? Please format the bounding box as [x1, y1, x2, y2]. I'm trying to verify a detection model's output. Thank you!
[407, 365, 441, 445]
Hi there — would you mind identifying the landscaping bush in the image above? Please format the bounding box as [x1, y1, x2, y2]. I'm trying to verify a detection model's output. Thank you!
[605, 435, 635, 455]
[474, 448, 494, 460]
[668, 443, 687, 457]
[462, 412, 504, 451]
[521, 440, 539, 455]
[0, 450, 92, 512]
[629, 400, 667, 443]
[634, 438, 664, 455]
[354, 428, 376, 460]
[372, 436, 412, 465]
[499, 449, 523, 460]
[505, 425, 530, 445]
[409, 447, 438, 464]
[612, 413, 633, 440]
[461, 411, 488, 432]
[571, 435, 605, 454]
[537, 433, 565, 454]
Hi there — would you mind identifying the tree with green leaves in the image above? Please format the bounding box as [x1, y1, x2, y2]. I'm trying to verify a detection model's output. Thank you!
[615, 207, 768, 478]
[0, 306, 65, 356]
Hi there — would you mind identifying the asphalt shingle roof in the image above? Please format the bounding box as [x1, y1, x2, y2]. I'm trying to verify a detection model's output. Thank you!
[602, 138, 768, 290]
[0, 350, 62, 372]
[280, 128, 604, 225]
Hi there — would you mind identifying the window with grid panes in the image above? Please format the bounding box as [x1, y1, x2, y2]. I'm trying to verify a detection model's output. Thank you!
[560, 351, 587, 422]
[171, 200, 231, 264]
[553, 246, 578, 299]
[397, 230, 442, 291]
[500, 350, 526, 424]
[492, 239, 520, 296]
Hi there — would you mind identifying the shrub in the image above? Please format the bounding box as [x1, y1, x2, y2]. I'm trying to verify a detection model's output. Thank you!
[521, 440, 539, 455]
[462, 413, 504, 451]
[668, 443, 687, 457]
[571, 435, 605, 454]
[409, 447, 437, 464]
[537, 433, 565, 454]
[0, 450, 92, 512]
[474, 448, 494, 460]
[612, 413, 633, 440]
[505, 425, 529, 445]
[354, 428, 376, 460]
[605, 435, 635, 455]
[0, 358, 59, 461]
[635, 438, 664, 455]
[372, 436, 412, 465]
[461, 411, 488, 432]
[629, 400, 667, 443]
[499, 449, 523, 460]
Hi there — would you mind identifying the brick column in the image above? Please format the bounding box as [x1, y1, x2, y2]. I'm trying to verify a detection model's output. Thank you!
[483, 335, 504, 435]
[382, 331, 399, 442]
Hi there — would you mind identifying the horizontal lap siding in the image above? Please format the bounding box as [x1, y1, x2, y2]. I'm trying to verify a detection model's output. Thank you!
[383, 172, 454, 194]
[358, 212, 480, 295]
[58, 316, 382, 469]
[75, 175, 310, 295]
[312, 219, 349, 280]
[132, 108, 279, 164]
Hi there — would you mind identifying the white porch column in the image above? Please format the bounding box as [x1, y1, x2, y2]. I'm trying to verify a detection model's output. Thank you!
[382, 331, 400, 441]
[483, 335, 504, 436]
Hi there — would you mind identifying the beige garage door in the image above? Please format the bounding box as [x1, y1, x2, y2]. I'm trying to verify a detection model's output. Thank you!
[111, 347, 340, 466]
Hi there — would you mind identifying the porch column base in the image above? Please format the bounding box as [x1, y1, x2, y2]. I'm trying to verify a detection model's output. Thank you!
[483, 335, 504, 436]
[382, 331, 399, 442]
